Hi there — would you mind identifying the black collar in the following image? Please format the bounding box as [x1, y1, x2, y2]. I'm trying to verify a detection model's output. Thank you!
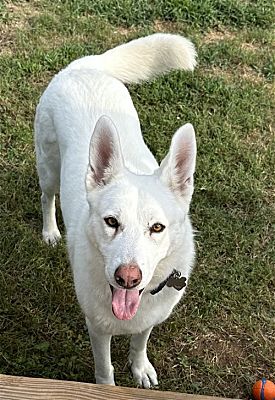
[150, 269, 186, 295]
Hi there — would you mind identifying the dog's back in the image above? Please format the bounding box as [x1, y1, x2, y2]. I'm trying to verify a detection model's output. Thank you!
[35, 34, 197, 237]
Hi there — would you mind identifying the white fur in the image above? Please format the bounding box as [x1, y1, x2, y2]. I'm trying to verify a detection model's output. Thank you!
[35, 33, 197, 388]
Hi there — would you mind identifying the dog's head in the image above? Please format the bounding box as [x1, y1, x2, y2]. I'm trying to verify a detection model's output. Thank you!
[85, 116, 196, 320]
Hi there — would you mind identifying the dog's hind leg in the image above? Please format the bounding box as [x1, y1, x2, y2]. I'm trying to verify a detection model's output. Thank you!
[86, 317, 115, 385]
[40, 186, 61, 245]
[35, 109, 61, 245]
[129, 327, 158, 388]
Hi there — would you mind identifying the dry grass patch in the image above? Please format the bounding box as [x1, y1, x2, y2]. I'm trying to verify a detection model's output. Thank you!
[202, 28, 236, 44]
[112, 20, 182, 39]
[205, 65, 268, 84]
[112, 25, 138, 36]
[1, 1, 40, 55]
[111, 20, 184, 51]
[240, 41, 263, 52]
[238, 64, 267, 84]
[0, 25, 14, 56]
[190, 332, 249, 368]
[202, 28, 268, 54]
[4, 0, 40, 31]
[152, 19, 183, 33]
[242, 126, 275, 151]
[5, 1, 40, 29]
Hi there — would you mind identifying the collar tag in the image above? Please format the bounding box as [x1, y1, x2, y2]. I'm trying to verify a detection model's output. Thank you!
[150, 269, 186, 295]
[166, 273, 186, 291]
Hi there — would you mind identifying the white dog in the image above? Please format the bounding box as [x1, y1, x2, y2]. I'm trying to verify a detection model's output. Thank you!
[35, 33, 197, 388]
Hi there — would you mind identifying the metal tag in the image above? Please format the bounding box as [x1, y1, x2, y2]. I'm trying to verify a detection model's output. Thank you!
[166, 275, 186, 291]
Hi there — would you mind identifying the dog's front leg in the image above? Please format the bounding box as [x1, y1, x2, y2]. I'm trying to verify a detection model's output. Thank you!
[129, 327, 158, 388]
[86, 317, 115, 385]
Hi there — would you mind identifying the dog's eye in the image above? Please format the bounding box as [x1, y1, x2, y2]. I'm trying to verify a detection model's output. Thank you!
[104, 217, 119, 229]
[150, 223, 165, 233]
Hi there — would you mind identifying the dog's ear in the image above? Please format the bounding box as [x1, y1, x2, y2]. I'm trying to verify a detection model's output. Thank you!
[86, 116, 124, 189]
[158, 123, 196, 200]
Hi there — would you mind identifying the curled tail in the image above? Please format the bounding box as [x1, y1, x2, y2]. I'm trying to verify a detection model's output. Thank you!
[67, 33, 197, 84]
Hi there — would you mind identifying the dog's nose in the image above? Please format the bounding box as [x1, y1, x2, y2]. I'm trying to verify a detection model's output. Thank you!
[114, 264, 142, 289]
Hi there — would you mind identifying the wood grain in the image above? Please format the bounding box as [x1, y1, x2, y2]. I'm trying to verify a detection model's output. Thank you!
[0, 375, 238, 400]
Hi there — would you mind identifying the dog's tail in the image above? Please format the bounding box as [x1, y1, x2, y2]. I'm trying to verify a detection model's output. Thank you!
[67, 33, 197, 84]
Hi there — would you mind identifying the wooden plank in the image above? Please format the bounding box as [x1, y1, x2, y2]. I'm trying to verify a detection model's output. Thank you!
[0, 374, 238, 400]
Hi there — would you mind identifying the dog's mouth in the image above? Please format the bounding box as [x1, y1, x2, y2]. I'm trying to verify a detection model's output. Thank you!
[110, 285, 144, 321]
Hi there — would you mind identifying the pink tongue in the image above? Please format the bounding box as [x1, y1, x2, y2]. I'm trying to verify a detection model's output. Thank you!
[112, 288, 140, 320]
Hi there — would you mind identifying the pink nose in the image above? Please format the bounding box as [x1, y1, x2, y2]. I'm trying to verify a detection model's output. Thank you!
[114, 264, 142, 289]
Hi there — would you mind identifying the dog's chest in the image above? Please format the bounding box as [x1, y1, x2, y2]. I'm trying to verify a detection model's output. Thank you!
[89, 287, 184, 336]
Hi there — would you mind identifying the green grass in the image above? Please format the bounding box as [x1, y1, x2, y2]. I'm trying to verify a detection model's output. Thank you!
[0, 0, 274, 398]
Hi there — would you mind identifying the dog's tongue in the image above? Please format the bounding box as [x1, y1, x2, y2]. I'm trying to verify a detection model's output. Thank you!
[112, 288, 140, 320]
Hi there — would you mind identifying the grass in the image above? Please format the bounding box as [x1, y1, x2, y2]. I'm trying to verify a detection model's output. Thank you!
[0, 0, 274, 398]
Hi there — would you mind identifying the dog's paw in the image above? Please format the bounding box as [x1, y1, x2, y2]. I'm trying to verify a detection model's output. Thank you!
[130, 357, 158, 389]
[42, 229, 61, 246]
[95, 366, 115, 385]
[95, 376, 115, 385]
